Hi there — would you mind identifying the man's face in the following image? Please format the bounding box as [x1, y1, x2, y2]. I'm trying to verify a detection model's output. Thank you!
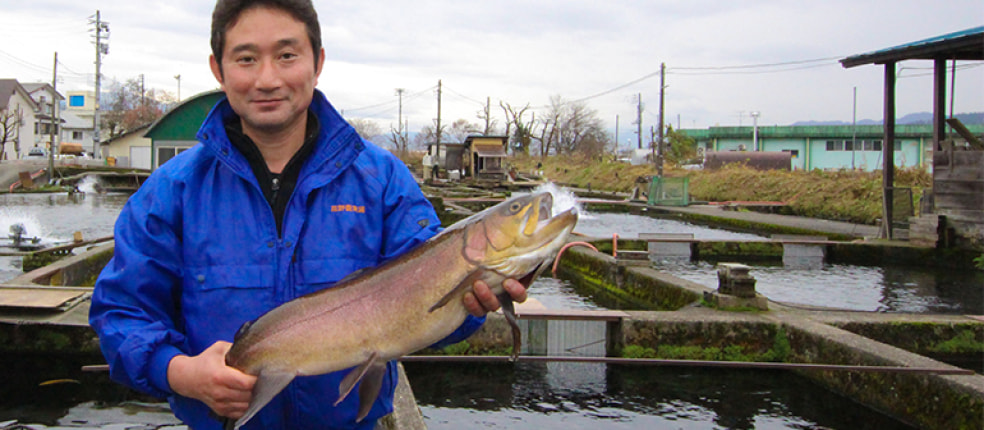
[210, 6, 324, 137]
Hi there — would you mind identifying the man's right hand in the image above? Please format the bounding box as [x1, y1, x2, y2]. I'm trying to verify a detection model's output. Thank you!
[167, 341, 257, 419]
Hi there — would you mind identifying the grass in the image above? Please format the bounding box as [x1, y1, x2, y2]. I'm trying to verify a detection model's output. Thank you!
[504, 155, 932, 225]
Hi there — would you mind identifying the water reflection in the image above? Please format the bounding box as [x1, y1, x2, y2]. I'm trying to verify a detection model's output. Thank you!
[574, 212, 764, 240]
[656, 260, 983, 314]
[405, 361, 915, 430]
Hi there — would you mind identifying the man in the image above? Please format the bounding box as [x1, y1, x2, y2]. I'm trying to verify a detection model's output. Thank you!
[88, 1, 525, 429]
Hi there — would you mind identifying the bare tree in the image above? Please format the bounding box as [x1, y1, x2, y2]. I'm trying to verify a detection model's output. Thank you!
[387, 123, 409, 156]
[535, 95, 608, 157]
[347, 118, 382, 141]
[102, 77, 170, 138]
[446, 119, 480, 142]
[499, 101, 535, 155]
[0, 106, 23, 160]
[476, 97, 498, 135]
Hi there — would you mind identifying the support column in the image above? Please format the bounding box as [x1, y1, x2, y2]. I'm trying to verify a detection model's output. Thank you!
[881, 62, 897, 239]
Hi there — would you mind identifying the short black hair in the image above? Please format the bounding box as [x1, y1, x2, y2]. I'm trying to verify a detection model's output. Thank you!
[211, 0, 322, 72]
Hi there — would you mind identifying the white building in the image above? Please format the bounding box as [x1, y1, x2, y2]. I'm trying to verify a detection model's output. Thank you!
[22, 82, 64, 156]
[0, 79, 39, 160]
[64, 89, 98, 155]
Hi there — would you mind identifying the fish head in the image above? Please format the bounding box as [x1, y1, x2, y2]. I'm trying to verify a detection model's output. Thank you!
[462, 192, 577, 283]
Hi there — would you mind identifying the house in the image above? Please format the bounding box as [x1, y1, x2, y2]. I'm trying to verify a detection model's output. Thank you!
[0, 79, 38, 161]
[144, 90, 224, 169]
[60, 111, 93, 156]
[103, 123, 152, 169]
[22, 82, 64, 156]
[64, 89, 98, 156]
[463, 135, 509, 181]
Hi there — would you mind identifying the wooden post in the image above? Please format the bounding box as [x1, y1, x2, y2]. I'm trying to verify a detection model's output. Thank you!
[881, 62, 896, 240]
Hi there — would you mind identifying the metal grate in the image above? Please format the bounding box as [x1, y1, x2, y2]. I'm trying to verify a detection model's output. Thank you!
[648, 176, 690, 206]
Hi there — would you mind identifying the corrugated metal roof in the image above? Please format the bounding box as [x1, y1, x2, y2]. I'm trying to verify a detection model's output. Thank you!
[841, 26, 984, 68]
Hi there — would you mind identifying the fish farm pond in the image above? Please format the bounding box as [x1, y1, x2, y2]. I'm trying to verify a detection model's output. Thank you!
[0, 190, 979, 429]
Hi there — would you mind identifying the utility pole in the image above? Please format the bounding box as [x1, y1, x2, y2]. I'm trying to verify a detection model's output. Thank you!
[656, 63, 666, 177]
[484, 96, 492, 135]
[750, 111, 760, 151]
[635, 93, 643, 150]
[395, 88, 405, 152]
[435, 80, 442, 147]
[48, 52, 58, 180]
[140, 74, 146, 107]
[89, 10, 109, 159]
[615, 114, 619, 158]
[851, 86, 857, 170]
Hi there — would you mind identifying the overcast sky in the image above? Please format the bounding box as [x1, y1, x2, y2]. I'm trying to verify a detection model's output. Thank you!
[2, 1, 982, 148]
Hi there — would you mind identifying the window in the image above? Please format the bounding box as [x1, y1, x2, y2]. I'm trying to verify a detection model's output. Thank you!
[72, 131, 84, 140]
[69, 95, 85, 107]
[826, 140, 844, 151]
[844, 141, 854, 151]
[782, 149, 799, 159]
[157, 146, 189, 166]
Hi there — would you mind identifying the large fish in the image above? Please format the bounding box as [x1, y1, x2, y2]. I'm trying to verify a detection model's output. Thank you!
[224, 191, 578, 428]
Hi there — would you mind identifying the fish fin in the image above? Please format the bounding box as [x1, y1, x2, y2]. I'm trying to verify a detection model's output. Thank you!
[355, 362, 387, 422]
[336, 352, 380, 406]
[428, 271, 483, 313]
[337, 267, 371, 284]
[497, 292, 522, 361]
[233, 370, 295, 430]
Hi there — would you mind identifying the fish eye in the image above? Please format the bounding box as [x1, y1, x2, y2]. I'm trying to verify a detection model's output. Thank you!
[509, 202, 522, 212]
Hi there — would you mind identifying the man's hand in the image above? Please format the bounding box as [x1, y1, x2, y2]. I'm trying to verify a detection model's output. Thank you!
[463, 278, 527, 317]
[167, 341, 257, 419]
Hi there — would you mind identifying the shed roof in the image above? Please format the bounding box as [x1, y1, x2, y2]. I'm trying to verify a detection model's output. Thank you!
[145, 90, 225, 141]
[841, 26, 984, 68]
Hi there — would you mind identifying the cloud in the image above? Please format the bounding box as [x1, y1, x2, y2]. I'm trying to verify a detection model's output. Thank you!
[1, 0, 980, 136]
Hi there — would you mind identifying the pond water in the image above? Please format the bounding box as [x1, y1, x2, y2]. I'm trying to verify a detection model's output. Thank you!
[0, 354, 915, 430]
[0, 191, 127, 281]
[0, 191, 970, 428]
[406, 361, 915, 430]
[654, 259, 983, 314]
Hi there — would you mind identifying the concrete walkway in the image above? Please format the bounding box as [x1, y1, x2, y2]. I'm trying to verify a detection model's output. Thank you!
[649, 204, 882, 239]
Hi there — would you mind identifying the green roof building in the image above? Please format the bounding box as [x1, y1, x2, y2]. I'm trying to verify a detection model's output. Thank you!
[144, 90, 224, 170]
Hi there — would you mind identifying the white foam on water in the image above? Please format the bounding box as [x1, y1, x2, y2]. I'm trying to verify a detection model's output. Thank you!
[0, 208, 57, 245]
[530, 183, 586, 219]
[77, 176, 99, 194]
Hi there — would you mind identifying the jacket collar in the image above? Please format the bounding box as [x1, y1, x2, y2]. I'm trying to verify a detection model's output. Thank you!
[196, 89, 364, 184]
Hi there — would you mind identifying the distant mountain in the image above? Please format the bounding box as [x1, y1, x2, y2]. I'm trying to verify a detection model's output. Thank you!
[791, 112, 984, 127]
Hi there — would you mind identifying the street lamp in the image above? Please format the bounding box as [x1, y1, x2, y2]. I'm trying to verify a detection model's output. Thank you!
[750, 111, 760, 151]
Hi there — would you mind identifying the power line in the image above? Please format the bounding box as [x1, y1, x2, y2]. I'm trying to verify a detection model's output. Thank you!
[570, 56, 845, 104]
[668, 62, 839, 76]
[672, 56, 843, 71]
[344, 85, 436, 113]
[443, 84, 485, 106]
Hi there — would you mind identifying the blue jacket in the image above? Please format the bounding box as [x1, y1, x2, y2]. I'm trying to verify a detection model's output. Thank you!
[89, 90, 483, 429]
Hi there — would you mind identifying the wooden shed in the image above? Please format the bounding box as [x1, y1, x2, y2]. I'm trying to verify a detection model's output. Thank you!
[464, 135, 509, 181]
[841, 26, 983, 249]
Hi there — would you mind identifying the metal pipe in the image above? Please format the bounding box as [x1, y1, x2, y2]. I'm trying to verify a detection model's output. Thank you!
[82, 355, 976, 376]
[400, 355, 976, 375]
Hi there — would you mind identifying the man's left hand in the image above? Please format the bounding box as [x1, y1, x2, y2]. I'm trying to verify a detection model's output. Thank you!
[463, 279, 527, 317]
